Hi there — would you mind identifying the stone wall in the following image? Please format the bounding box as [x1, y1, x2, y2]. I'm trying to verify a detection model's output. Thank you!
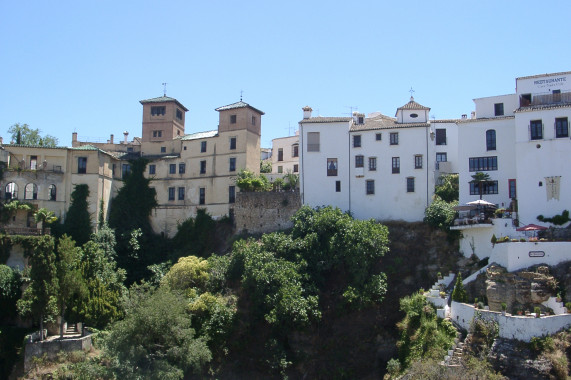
[234, 190, 301, 235]
[24, 333, 92, 371]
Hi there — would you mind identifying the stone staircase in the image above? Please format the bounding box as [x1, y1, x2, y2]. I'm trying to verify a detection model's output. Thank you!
[442, 331, 465, 367]
[64, 323, 80, 336]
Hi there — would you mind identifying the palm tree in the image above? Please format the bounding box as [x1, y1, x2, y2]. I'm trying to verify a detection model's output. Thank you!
[470, 172, 491, 200]
[34, 208, 57, 235]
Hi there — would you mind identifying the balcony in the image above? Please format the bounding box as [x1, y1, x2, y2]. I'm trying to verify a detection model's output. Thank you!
[0, 227, 51, 236]
[519, 91, 571, 108]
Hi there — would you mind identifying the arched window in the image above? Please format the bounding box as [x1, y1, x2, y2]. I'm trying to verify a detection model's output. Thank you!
[486, 129, 496, 151]
[292, 143, 299, 158]
[48, 184, 57, 201]
[24, 183, 38, 200]
[5, 182, 18, 200]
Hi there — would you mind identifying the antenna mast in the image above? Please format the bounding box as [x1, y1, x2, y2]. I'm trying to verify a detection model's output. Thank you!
[162, 83, 168, 96]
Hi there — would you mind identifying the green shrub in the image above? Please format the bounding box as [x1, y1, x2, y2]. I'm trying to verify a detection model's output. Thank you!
[386, 358, 401, 376]
[424, 196, 457, 231]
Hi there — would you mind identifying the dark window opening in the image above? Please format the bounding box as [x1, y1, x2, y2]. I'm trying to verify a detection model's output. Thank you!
[176, 109, 183, 120]
[486, 129, 496, 150]
[199, 188, 205, 205]
[149, 164, 156, 175]
[201, 141, 207, 152]
[229, 157, 236, 172]
[48, 184, 56, 201]
[353, 135, 361, 148]
[469, 156, 498, 171]
[494, 103, 504, 116]
[278, 148, 283, 161]
[178, 187, 185, 200]
[168, 187, 175, 201]
[390, 132, 399, 145]
[78, 157, 87, 174]
[555, 117, 569, 138]
[169, 164, 176, 174]
[179, 163, 186, 174]
[151, 106, 166, 116]
[366, 180, 375, 195]
[355, 155, 364, 168]
[435, 129, 446, 145]
[414, 155, 423, 169]
[230, 115, 237, 124]
[530, 120, 543, 140]
[229, 186, 236, 203]
[470, 181, 498, 195]
[335, 181, 341, 192]
[230, 137, 237, 150]
[200, 160, 206, 174]
[392, 157, 400, 174]
[407, 177, 415, 192]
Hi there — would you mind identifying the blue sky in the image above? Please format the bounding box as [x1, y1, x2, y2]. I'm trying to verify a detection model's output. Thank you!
[1, 1, 570, 148]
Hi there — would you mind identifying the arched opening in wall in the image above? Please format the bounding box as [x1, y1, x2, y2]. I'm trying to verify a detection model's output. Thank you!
[24, 183, 38, 200]
[48, 184, 57, 201]
[5, 182, 18, 200]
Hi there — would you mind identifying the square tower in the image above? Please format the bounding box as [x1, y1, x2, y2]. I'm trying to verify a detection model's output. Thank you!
[140, 96, 188, 142]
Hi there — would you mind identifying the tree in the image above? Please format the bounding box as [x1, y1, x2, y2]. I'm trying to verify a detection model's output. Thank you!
[0, 265, 22, 320]
[260, 160, 272, 173]
[17, 236, 58, 340]
[8, 123, 58, 147]
[161, 256, 210, 292]
[424, 196, 457, 231]
[55, 236, 86, 338]
[434, 174, 459, 203]
[235, 169, 271, 192]
[451, 272, 467, 303]
[470, 172, 491, 200]
[283, 171, 299, 191]
[34, 208, 57, 235]
[64, 184, 92, 246]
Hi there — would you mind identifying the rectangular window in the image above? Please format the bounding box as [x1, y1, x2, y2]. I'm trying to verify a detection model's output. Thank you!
[229, 157, 236, 172]
[327, 158, 338, 176]
[230, 137, 237, 150]
[176, 109, 183, 120]
[30, 156, 37, 170]
[368, 157, 377, 171]
[112, 163, 116, 176]
[366, 180, 375, 195]
[201, 141, 207, 152]
[555, 117, 569, 138]
[149, 164, 156, 175]
[199, 188, 205, 205]
[392, 157, 400, 174]
[335, 181, 341, 192]
[407, 177, 415, 192]
[78, 157, 87, 174]
[436, 152, 447, 162]
[486, 129, 496, 151]
[122, 164, 131, 178]
[229, 186, 236, 203]
[230, 115, 237, 124]
[152, 130, 163, 138]
[390, 132, 399, 145]
[470, 181, 498, 195]
[530, 120, 543, 140]
[169, 164, 176, 174]
[307, 132, 320, 152]
[469, 156, 498, 171]
[278, 166, 283, 173]
[161, 146, 166, 153]
[251, 116, 256, 125]
[179, 163, 186, 174]
[151, 106, 166, 116]
[168, 187, 175, 201]
[278, 148, 283, 161]
[435, 129, 446, 145]
[494, 103, 504, 116]
[508, 179, 517, 199]
[414, 155, 423, 169]
[293, 164, 298, 173]
[353, 135, 361, 148]
[178, 187, 185, 200]
[292, 144, 299, 157]
[375, 133, 382, 141]
[200, 160, 206, 174]
[355, 155, 364, 168]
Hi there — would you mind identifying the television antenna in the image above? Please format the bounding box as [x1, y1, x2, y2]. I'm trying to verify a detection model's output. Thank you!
[162, 83, 168, 96]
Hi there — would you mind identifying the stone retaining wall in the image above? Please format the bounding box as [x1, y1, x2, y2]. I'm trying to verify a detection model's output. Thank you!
[24, 333, 92, 371]
[234, 190, 301, 234]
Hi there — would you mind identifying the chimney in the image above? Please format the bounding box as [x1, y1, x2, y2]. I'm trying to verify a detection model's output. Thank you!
[72, 132, 78, 143]
[471, 111, 476, 119]
[123, 131, 129, 144]
[353, 112, 365, 125]
[461, 114, 467, 119]
[110, 134, 114, 144]
[302, 106, 312, 119]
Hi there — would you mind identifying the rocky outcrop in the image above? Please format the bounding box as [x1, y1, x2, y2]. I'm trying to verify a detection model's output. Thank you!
[487, 338, 553, 380]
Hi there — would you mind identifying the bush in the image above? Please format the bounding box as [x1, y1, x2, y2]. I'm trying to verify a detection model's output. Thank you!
[424, 196, 457, 231]
[451, 272, 467, 303]
[386, 358, 401, 376]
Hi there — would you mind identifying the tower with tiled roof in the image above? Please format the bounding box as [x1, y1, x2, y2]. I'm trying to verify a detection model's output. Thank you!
[140, 96, 188, 142]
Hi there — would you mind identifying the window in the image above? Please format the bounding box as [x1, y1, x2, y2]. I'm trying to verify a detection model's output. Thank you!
[435, 129, 446, 145]
[48, 184, 56, 201]
[376, 133, 382, 141]
[161, 146, 166, 153]
[169, 164, 176, 174]
[176, 108, 183, 120]
[410, 113, 418, 118]
[278, 166, 283, 173]
[112, 164, 116, 176]
[230, 137, 237, 150]
[494, 103, 504, 116]
[368, 157, 377, 171]
[230, 115, 237, 124]
[486, 129, 496, 151]
[353, 135, 361, 148]
[407, 177, 415, 193]
[229, 157, 236, 172]
[292, 144, 299, 157]
[168, 187, 175, 201]
[530, 120, 543, 140]
[178, 187, 185, 200]
[293, 164, 298, 173]
[392, 157, 400, 174]
[153, 130, 163, 138]
[151, 106, 166, 116]
[122, 164, 131, 178]
[469, 156, 498, 171]
[201, 141, 207, 152]
[307, 132, 320, 152]
[414, 155, 423, 169]
[24, 183, 37, 200]
[127, 147, 134, 152]
[199, 188, 205, 205]
[355, 155, 364, 168]
[229, 186, 236, 203]
[5, 183, 17, 200]
[555, 117, 569, 138]
[335, 181, 341, 192]
[390, 132, 399, 145]
[200, 160, 206, 174]
[470, 181, 498, 195]
[358, 116, 364, 124]
[179, 163, 186, 174]
[553, 89, 561, 102]
[30, 156, 37, 170]
[508, 179, 517, 199]
[436, 152, 447, 162]
[327, 158, 338, 176]
[251, 116, 256, 125]
[78, 157, 87, 174]
[278, 148, 284, 161]
[149, 164, 156, 175]
[366, 180, 375, 195]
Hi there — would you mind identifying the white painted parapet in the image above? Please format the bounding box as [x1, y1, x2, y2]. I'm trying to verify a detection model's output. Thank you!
[543, 297, 568, 315]
[490, 242, 571, 272]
